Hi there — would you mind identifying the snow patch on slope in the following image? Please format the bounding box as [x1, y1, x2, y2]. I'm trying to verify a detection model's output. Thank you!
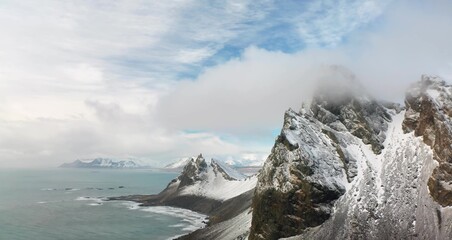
[180, 168, 257, 201]
[212, 158, 247, 180]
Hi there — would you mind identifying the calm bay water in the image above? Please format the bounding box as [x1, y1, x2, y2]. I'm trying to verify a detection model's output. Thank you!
[0, 168, 206, 240]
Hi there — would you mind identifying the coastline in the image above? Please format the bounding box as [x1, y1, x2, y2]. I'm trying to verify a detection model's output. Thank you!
[108, 189, 255, 239]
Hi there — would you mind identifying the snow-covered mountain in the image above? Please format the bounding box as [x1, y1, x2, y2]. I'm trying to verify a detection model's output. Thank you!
[60, 158, 152, 169]
[249, 74, 452, 240]
[166, 154, 256, 201]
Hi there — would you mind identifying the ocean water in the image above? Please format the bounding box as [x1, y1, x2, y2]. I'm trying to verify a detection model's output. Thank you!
[0, 168, 206, 240]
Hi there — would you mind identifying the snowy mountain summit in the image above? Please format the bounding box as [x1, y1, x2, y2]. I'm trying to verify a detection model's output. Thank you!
[249, 74, 452, 240]
[168, 154, 255, 200]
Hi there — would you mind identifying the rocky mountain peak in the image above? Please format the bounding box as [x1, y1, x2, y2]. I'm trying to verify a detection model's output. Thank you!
[403, 75, 452, 206]
[250, 73, 411, 239]
[250, 108, 349, 239]
[250, 74, 452, 240]
[310, 78, 393, 154]
[178, 154, 208, 188]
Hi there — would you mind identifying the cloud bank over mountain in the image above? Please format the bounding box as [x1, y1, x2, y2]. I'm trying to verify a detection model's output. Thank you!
[0, 0, 451, 167]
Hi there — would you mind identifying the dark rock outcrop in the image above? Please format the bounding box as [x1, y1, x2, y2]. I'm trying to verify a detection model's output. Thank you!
[403, 75, 452, 206]
[250, 109, 360, 239]
[310, 75, 392, 155]
[178, 154, 209, 188]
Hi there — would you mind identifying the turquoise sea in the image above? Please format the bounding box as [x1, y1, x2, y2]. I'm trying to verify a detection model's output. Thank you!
[0, 169, 206, 240]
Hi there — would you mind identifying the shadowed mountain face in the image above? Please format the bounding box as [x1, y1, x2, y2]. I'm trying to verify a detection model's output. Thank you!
[249, 75, 452, 240]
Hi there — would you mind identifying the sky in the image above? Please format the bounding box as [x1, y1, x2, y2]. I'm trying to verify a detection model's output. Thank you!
[0, 0, 451, 168]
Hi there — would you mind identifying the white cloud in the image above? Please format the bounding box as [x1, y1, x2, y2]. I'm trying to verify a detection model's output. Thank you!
[157, 0, 452, 133]
[1, 0, 451, 168]
[297, 0, 391, 47]
[156, 47, 345, 133]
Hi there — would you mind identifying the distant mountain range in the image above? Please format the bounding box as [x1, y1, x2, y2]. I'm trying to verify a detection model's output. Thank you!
[60, 158, 152, 169]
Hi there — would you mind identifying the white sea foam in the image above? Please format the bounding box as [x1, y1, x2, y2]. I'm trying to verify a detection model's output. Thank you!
[75, 196, 105, 202]
[120, 201, 141, 210]
[65, 188, 80, 191]
[88, 202, 103, 206]
[117, 201, 207, 237]
[40, 188, 56, 191]
[140, 206, 207, 231]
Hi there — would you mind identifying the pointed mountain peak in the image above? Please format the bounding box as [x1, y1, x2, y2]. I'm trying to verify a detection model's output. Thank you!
[308, 66, 393, 154]
[178, 154, 208, 188]
[194, 154, 208, 170]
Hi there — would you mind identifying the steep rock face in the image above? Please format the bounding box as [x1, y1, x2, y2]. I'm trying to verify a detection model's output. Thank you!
[287, 109, 452, 240]
[311, 91, 392, 155]
[250, 75, 452, 240]
[249, 72, 397, 240]
[311, 90, 394, 182]
[250, 87, 395, 240]
[178, 154, 209, 188]
[250, 109, 348, 240]
[309, 65, 393, 156]
[403, 75, 452, 206]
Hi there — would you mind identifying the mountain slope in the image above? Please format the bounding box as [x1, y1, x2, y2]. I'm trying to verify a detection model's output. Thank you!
[249, 75, 452, 240]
